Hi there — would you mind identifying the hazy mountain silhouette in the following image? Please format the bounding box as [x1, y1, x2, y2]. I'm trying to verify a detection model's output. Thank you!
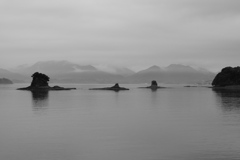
[15, 60, 97, 75]
[12, 61, 127, 84]
[128, 64, 215, 84]
[165, 64, 196, 72]
[95, 65, 135, 76]
[113, 67, 135, 76]
[50, 71, 125, 84]
[8, 61, 215, 84]
[137, 65, 162, 74]
[0, 68, 26, 83]
[0, 78, 13, 84]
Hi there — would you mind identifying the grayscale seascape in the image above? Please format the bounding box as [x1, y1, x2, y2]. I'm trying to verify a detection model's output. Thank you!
[1, 0, 240, 159]
[1, 84, 240, 160]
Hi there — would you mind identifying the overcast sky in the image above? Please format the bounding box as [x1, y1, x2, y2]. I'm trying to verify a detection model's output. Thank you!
[0, 0, 240, 71]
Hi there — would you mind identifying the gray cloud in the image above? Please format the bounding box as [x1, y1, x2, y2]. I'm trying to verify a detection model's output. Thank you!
[0, 0, 240, 72]
[180, 0, 240, 17]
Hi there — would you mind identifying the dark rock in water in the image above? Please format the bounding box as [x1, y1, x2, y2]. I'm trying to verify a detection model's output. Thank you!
[89, 83, 129, 91]
[0, 78, 13, 84]
[51, 85, 76, 90]
[139, 80, 165, 90]
[151, 80, 158, 86]
[30, 72, 49, 87]
[184, 85, 198, 87]
[17, 72, 76, 91]
[111, 83, 121, 88]
[212, 66, 240, 88]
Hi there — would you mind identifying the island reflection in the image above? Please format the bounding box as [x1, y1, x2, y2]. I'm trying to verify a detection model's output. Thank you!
[212, 89, 240, 112]
[31, 91, 49, 112]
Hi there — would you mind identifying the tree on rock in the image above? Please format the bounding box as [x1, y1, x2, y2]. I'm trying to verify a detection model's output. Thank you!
[30, 72, 50, 87]
[151, 80, 158, 87]
[17, 72, 76, 91]
[212, 66, 240, 87]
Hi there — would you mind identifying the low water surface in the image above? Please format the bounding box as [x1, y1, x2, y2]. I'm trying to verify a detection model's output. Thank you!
[0, 84, 240, 160]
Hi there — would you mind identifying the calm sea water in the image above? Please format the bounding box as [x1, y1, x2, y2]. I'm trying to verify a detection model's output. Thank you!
[1, 84, 240, 160]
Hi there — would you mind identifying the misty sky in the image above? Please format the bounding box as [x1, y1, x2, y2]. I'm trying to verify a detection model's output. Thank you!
[0, 0, 240, 71]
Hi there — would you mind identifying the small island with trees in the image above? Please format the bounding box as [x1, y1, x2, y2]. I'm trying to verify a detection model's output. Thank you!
[139, 80, 166, 90]
[17, 72, 76, 91]
[212, 66, 240, 89]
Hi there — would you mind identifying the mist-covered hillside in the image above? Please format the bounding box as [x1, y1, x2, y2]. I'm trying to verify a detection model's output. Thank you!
[5, 61, 216, 84]
[127, 64, 215, 84]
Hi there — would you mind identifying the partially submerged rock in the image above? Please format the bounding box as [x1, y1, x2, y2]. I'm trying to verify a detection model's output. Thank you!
[17, 72, 76, 91]
[212, 66, 240, 89]
[89, 83, 129, 91]
[139, 80, 165, 90]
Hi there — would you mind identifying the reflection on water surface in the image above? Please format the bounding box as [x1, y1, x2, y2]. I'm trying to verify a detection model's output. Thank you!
[31, 91, 49, 112]
[213, 89, 240, 112]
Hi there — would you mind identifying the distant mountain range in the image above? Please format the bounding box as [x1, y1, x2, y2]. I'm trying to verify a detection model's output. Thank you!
[128, 64, 215, 84]
[14, 61, 97, 75]
[0, 68, 27, 83]
[0, 78, 13, 84]
[0, 61, 216, 84]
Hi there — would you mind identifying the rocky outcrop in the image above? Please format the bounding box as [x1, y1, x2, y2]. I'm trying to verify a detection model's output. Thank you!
[212, 67, 240, 87]
[30, 72, 50, 87]
[0, 78, 13, 84]
[17, 72, 76, 91]
[139, 80, 165, 90]
[89, 83, 129, 91]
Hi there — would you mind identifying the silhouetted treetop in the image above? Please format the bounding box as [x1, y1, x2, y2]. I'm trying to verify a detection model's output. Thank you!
[151, 80, 158, 86]
[32, 72, 49, 81]
[30, 72, 50, 87]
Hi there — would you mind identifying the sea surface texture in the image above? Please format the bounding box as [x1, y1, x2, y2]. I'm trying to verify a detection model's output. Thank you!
[1, 84, 240, 160]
